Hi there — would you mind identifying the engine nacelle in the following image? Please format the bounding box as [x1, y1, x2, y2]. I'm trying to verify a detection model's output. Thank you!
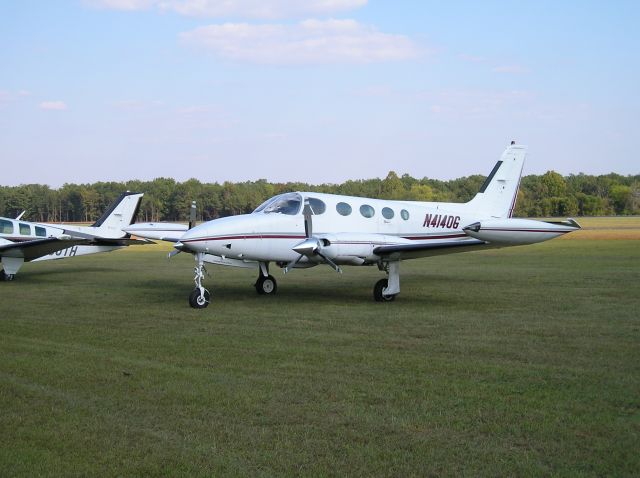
[316, 233, 409, 264]
[463, 218, 580, 245]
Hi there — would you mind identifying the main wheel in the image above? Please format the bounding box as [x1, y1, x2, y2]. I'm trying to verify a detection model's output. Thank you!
[255, 275, 278, 295]
[1, 271, 14, 281]
[373, 278, 395, 302]
[189, 288, 210, 308]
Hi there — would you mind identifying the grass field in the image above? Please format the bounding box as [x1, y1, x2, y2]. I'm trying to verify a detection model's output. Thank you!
[1, 217, 639, 476]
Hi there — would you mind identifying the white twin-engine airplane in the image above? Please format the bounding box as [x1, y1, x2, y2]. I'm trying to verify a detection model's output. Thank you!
[126, 144, 581, 308]
[0, 192, 148, 280]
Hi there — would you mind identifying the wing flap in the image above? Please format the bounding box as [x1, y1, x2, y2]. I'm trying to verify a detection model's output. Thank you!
[373, 239, 490, 261]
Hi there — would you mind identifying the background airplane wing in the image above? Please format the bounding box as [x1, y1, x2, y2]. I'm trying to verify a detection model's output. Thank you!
[0, 238, 89, 261]
[373, 239, 494, 261]
[61, 229, 153, 245]
[122, 223, 188, 242]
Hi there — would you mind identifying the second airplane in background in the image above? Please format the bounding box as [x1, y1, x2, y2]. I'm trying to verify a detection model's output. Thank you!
[1, 192, 149, 280]
[126, 144, 581, 308]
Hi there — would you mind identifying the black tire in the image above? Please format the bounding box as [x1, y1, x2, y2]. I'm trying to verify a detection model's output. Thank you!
[373, 278, 395, 302]
[1, 270, 14, 281]
[189, 288, 210, 308]
[255, 275, 278, 295]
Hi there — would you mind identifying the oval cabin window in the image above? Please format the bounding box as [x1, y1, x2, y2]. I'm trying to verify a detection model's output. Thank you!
[336, 202, 352, 216]
[359, 205, 375, 218]
[382, 207, 394, 219]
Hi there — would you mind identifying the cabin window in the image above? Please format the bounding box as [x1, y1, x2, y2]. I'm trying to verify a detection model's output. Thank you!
[359, 204, 375, 218]
[254, 193, 301, 215]
[0, 219, 13, 234]
[35, 226, 46, 237]
[336, 202, 352, 216]
[307, 197, 326, 215]
[19, 223, 31, 235]
[401, 209, 410, 220]
[382, 207, 394, 220]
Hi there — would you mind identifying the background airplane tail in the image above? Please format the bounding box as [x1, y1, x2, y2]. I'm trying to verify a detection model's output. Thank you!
[91, 192, 143, 237]
[466, 144, 526, 219]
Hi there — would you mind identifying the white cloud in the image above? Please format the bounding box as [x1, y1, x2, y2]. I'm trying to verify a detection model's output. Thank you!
[87, 0, 367, 18]
[458, 53, 485, 63]
[40, 101, 67, 110]
[85, 0, 156, 10]
[419, 89, 534, 120]
[492, 64, 530, 74]
[180, 19, 419, 64]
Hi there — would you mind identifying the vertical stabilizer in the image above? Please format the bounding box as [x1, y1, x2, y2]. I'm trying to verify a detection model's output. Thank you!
[467, 144, 526, 218]
[91, 192, 143, 237]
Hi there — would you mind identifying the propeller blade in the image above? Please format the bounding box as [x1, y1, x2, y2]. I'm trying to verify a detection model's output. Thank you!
[284, 254, 303, 274]
[167, 249, 181, 259]
[188, 200, 197, 229]
[317, 251, 342, 273]
[303, 200, 313, 237]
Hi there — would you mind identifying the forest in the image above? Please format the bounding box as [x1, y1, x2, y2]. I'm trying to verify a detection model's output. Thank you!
[1, 170, 638, 223]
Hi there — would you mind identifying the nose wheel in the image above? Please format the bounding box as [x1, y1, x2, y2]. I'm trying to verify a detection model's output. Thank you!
[189, 288, 211, 308]
[189, 253, 211, 309]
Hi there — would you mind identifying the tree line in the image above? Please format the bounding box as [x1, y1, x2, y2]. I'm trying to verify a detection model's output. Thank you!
[1, 170, 638, 223]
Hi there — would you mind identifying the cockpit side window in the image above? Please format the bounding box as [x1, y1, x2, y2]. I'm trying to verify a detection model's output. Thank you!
[19, 223, 31, 235]
[306, 198, 326, 215]
[254, 193, 302, 215]
[0, 219, 13, 234]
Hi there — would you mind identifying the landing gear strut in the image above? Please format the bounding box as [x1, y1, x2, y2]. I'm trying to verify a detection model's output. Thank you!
[255, 262, 277, 295]
[189, 253, 210, 309]
[374, 261, 400, 302]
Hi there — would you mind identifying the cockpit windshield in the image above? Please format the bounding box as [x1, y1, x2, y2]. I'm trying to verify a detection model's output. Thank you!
[252, 193, 302, 215]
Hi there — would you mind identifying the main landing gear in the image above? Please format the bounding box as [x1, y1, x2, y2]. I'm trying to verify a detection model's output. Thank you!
[255, 262, 277, 295]
[374, 261, 400, 302]
[1, 270, 15, 281]
[189, 253, 210, 309]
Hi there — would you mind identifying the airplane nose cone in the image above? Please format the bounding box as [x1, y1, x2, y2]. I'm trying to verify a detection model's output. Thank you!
[179, 226, 207, 253]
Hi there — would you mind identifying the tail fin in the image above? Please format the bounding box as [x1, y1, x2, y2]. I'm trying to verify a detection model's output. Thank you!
[467, 144, 526, 219]
[91, 192, 143, 238]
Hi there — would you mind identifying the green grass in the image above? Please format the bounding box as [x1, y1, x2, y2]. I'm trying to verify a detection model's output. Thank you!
[1, 235, 639, 476]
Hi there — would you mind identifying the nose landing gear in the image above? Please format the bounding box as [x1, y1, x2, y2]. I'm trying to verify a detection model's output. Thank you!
[189, 253, 210, 309]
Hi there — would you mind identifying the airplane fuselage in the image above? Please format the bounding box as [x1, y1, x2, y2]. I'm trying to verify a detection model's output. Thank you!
[179, 193, 480, 266]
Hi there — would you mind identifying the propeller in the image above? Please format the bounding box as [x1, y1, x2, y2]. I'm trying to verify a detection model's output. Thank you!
[188, 200, 197, 229]
[284, 199, 342, 274]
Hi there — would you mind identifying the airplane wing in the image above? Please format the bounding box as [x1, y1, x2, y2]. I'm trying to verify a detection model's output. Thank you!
[0, 237, 89, 261]
[61, 229, 153, 245]
[373, 239, 493, 261]
[0, 235, 151, 262]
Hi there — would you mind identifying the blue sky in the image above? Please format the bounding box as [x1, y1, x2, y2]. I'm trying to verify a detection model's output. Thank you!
[1, 0, 638, 187]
